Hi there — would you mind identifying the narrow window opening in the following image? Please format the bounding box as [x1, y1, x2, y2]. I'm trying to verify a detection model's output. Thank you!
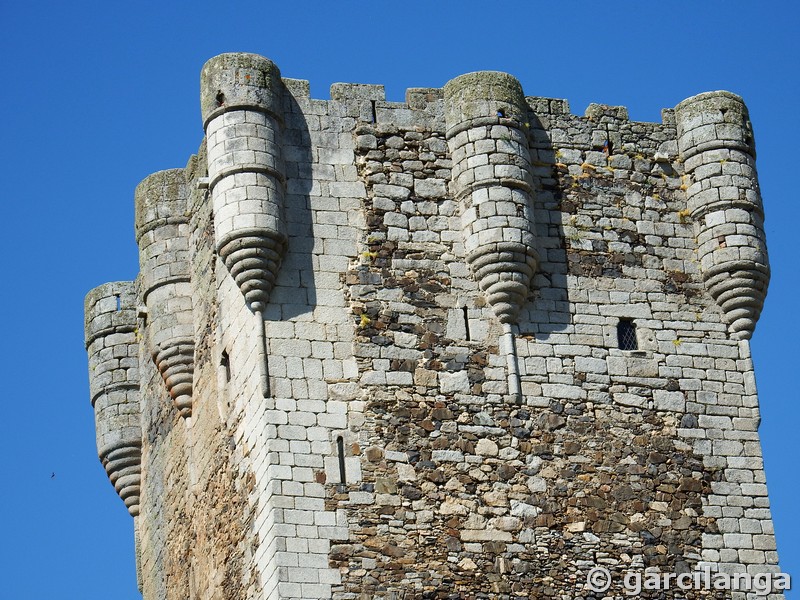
[216, 91, 225, 107]
[462, 306, 471, 341]
[336, 436, 347, 484]
[115, 294, 121, 311]
[617, 319, 638, 351]
[221, 351, 231, 382]
[603, 125, 613, 155]
[370, 100, 377, 124]
[497, 108, 506, 118]
[717, 235, 727, 248]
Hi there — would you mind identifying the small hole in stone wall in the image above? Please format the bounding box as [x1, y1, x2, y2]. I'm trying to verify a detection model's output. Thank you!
[462, 306, 471, 341]
[337, 436, 347, 484]
[617, 319, 638, 351]
[718, 235, 727, 248]
[370, 100, 377, 124]
[720, 108, 728, 117]
[114, 294, 121, 311]
[216, 91, 225, 107]
[497, 109, 506, 118]
[603, 125, 613, 155]
[221, 351, 231, 382]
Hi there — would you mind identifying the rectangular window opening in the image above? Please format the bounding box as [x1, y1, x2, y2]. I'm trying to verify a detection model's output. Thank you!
[462, 306, 471, 341]
[115, 294, 121, 311]
[617, 318, 638, 351]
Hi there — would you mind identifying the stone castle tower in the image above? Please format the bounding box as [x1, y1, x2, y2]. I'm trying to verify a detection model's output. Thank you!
[84, 53, 781, 599]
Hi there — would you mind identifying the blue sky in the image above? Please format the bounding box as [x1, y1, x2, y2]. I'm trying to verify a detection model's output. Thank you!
[0, 2, 796, 598]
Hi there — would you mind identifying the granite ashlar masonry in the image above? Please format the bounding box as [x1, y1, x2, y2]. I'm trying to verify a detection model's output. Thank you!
[83, 52, 782, 599]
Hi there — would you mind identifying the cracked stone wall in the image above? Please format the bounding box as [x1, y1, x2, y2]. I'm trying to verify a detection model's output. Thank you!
[83, 53, 781, 600]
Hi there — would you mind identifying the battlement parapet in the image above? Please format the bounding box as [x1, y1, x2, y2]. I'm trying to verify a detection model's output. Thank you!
[675, 90, 756, 160]
[200, 53, 284, 128]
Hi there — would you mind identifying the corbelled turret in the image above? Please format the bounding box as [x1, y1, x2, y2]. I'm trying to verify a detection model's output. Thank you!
[134, 169, 195, 417]
[675, 91, 769, 339]
[444, 71, 539, 400]
[201, 53, 288, 396]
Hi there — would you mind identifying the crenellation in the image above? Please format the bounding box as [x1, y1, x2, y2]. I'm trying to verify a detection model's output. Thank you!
[83, 53, 785, 600]
[282, 78, 310, 101]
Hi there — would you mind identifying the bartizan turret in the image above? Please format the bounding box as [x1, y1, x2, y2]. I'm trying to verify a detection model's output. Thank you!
[200, 53, 288, 396]
[675, 91, 769, 339]
[443, 71, 539, 399]
[84, 281, 142, 516]
[134, 169, 195, 417]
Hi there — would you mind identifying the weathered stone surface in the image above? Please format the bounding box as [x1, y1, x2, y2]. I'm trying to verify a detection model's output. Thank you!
[475, 438, 499, 456]
[83, 53, 780, 600]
